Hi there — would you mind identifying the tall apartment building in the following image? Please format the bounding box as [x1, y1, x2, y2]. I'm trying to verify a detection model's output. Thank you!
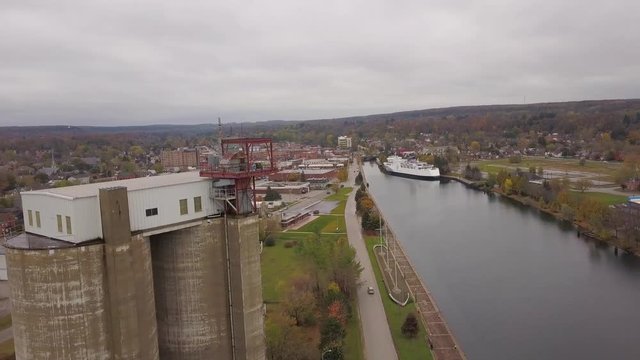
[337, 136, 352, 149]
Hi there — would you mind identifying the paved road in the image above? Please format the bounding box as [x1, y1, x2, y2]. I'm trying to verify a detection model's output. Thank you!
[345, 165, 398, 360]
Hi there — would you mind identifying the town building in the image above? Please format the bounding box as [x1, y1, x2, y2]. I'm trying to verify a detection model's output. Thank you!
[337, 136, 352, 149]
[161, 148, 199, 169]
[254, 181, 310, 195]
[269, 168, 337, 187]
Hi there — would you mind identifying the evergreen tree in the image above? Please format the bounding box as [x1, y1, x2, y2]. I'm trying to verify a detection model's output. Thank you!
[264, 186, 282, 201]
[401, 312, 419, 338]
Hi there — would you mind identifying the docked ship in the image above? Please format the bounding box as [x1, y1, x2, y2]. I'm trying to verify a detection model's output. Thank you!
[382, 155, 440, 180]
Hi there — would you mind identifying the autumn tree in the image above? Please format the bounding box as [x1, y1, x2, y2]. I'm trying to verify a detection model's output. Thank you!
[496, 169, 509, 187]
[297, 236, 362, 299]
[614, 153, 640, 187]
[327, 300, 348, 326]
[259, 215, 282, 242]
[502, 177, 513, 194]
[470, 141, 481, 152]
[574, 179, 593, 192]
[560, 204, 575, 222]
[511, 175, 527, 195]
[463, 164, 482, 181]
[283, 275, 317, 326]
[266, 312, 318, 360]
[336, 168, 348, 182]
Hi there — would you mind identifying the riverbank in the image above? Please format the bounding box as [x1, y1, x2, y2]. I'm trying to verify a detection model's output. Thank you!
[442, 174, 640, 257]
[360, 162, 467, 360]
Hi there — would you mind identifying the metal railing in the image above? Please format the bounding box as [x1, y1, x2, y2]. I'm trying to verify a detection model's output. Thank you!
[1, 224, 24, 244]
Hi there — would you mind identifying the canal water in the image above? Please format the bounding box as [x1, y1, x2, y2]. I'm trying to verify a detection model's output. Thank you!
[362, 162, 640, 360]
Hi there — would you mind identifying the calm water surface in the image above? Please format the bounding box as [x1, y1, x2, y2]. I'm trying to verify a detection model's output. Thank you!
[362, 162, 640, 360]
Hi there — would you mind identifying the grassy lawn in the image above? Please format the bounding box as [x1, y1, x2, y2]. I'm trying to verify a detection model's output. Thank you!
[475, 157, 621, 180]
[344, 300, 365, 360]
[0, 339, 13, 360]
[570, 191, 628, 205]
[325, 187, 353, 201]
[327, 187, 352, 215]
[364, 236, 433, 360]
[262, 233, 308, 303]
[298, 215, 346, 234]
[331, 199, 347, 214]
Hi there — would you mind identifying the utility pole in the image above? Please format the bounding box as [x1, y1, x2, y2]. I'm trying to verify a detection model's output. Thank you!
[217, 118, 223, 153]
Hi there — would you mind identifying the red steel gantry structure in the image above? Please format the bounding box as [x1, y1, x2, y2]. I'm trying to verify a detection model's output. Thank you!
[199, 137, 275, 215]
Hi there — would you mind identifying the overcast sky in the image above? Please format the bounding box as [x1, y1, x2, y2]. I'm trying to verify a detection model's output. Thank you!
[1, 0, 640, 126]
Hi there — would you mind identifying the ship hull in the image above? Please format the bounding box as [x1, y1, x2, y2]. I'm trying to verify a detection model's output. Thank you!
[385, 169, 440, 181]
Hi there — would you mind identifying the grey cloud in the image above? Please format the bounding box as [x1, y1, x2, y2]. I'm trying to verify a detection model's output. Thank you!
[1, 0, 639, 126]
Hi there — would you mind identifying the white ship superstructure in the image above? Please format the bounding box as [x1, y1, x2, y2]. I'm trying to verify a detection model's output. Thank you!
[383, 155, 440, 180]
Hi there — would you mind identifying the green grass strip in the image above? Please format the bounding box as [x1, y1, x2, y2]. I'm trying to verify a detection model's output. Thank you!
[364, 236, 433, 360]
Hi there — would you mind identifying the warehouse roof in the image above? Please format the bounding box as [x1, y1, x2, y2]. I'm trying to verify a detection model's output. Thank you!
[22, 171, 207, 200]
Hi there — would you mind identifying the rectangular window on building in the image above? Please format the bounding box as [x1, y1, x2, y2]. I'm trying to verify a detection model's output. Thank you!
[66, 216, 72, 235]
[35, 211, 41, 228]
[179, 199, 188, 215]
[57, 215, 63, 232]
[194, 196, 202, 213]
[146, 208, 158, 217]
[28, 210, 33, 227]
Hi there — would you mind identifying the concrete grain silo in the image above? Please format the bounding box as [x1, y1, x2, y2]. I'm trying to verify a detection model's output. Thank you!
[151, 219, 232, 359]
[5, 237, 111, 360]
[226, 215, 265, 360]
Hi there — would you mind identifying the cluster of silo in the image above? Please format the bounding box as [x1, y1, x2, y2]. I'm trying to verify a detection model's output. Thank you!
[5, 187, 265, 360]
[150, 215, 265, 360]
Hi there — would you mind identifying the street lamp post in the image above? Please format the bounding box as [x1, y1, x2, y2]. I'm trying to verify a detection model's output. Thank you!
[385, 225, 390, 267]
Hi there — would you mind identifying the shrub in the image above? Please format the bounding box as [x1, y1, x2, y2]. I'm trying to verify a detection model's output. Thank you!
[264, 236, 276, 247]
[284, 240, 297, 248]
[401, 312, 419, 338]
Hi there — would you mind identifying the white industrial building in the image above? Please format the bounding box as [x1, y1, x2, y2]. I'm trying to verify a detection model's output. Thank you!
[21, 171, 227, 244]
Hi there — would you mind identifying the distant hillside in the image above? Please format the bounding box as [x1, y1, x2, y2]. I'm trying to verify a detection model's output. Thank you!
[2, 98, 640, 143]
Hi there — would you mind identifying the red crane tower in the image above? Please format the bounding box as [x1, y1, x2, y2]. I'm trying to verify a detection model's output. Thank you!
[199, 137, 275, 215]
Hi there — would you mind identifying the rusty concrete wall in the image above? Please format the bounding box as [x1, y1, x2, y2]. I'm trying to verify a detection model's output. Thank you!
[6, 244, 111, 360]
[151, 219, 232, 359]
[227, 215, 265, 360]
[99, 187, 159, 360]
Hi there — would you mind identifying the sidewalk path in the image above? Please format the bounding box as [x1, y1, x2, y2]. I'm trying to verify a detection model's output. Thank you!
[345, 166, 398, 360]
